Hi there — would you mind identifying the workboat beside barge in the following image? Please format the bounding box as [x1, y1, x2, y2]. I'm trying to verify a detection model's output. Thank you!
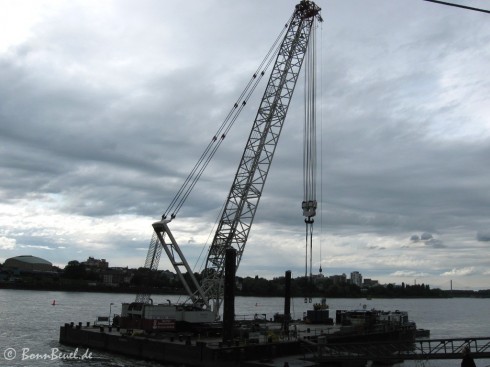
[303, 301, 427, 343]
[330, 309, 418, 342]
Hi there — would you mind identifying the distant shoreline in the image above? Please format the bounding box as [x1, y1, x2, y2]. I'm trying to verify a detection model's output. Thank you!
[1, 282, 488, 298]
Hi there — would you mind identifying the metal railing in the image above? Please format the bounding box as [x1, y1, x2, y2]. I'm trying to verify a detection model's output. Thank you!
[314, 337, 490, 362]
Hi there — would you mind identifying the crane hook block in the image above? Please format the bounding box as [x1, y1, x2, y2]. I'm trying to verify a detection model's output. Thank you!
[302, 200, 317, 218]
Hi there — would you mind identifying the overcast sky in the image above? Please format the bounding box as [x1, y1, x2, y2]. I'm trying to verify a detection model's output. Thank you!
[1, 0, 489, 290]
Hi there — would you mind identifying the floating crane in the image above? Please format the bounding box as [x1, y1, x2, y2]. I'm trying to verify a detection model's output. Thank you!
[121, 0, 322, 327]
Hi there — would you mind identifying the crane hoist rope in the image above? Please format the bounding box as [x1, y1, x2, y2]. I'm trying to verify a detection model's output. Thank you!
[319, 19, 324, 275]
[303, 21, 317, 288]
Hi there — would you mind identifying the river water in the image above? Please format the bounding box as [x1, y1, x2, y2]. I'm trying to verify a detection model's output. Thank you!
[1, 289, 489, 367]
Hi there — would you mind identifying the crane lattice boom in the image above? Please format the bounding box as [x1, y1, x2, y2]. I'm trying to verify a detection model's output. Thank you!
[201, 0, 322, 317]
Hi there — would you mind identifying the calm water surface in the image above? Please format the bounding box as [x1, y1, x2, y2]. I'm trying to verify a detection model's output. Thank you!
[1, 289, 489, 366]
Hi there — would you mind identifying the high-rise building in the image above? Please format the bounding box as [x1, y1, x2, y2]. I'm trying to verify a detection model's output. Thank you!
[350, 271, 362, 287]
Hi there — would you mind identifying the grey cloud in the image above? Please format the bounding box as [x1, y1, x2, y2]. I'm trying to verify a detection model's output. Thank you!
[421, 233, 433, 241]
[425, 238, 446, 249]
[1, 0, 490, 287]
[409, 233, 445, 248]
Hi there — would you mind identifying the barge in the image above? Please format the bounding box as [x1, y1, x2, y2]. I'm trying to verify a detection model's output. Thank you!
[59, 320, 312, 367]
[59, 304, 426, 366]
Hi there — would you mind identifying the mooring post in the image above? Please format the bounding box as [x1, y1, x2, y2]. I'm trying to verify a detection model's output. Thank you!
[223, 248, 237, 344]
[284, 270, 291, 337]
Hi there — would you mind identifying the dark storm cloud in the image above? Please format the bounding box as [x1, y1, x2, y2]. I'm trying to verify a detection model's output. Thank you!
[477, 232, 490, 242]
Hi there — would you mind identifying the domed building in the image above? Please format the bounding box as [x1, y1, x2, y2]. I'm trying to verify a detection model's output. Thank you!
[4, 255, 53, 272]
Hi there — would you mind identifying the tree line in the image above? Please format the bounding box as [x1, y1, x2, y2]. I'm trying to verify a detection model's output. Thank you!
[2, 261, 490, 298]
[51, 264, 490, 298]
